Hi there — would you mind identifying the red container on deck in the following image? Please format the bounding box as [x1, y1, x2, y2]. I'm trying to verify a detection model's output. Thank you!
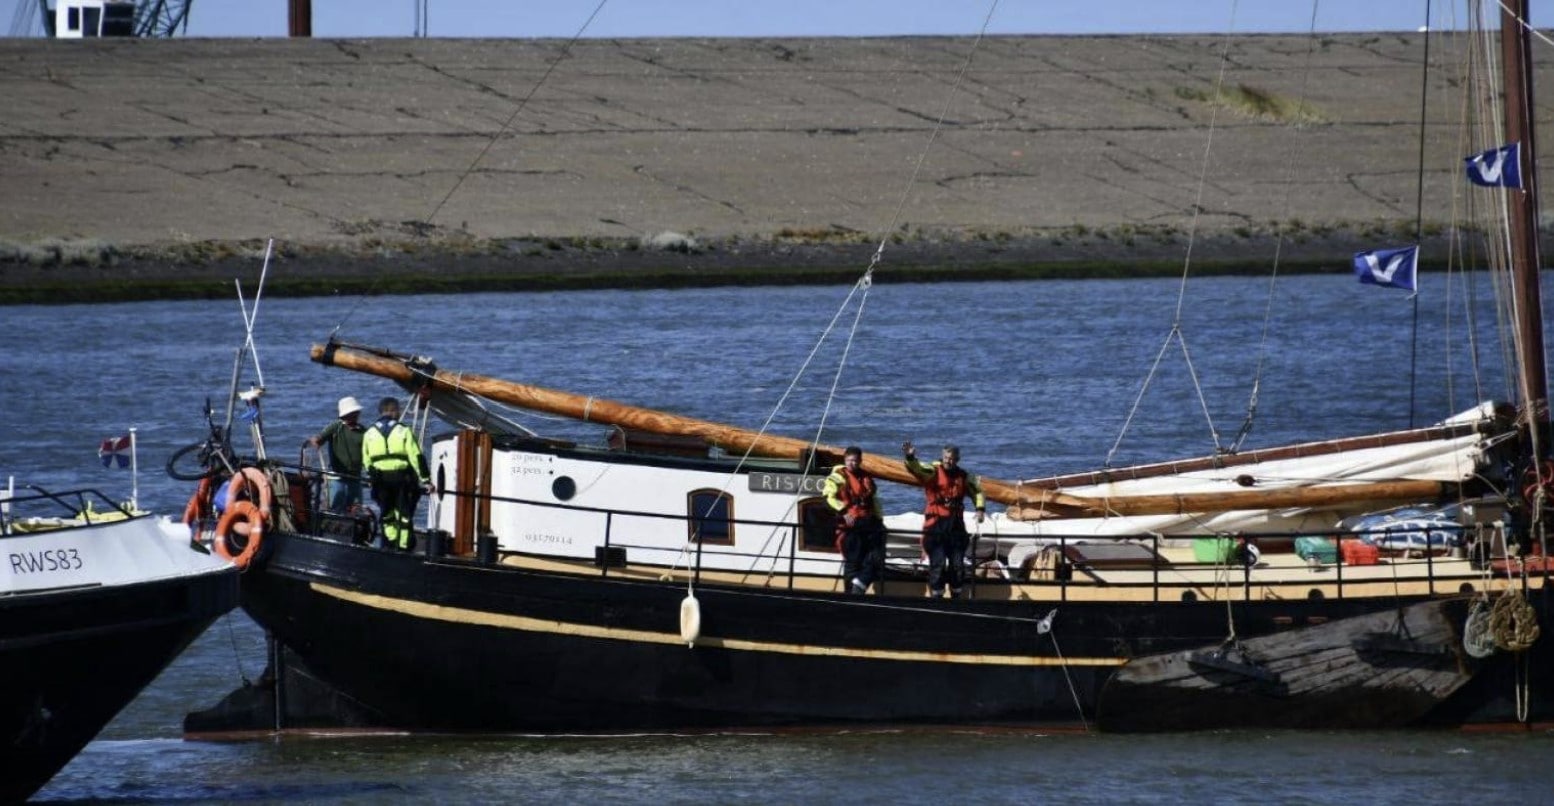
[1341, 539, 1380, 566]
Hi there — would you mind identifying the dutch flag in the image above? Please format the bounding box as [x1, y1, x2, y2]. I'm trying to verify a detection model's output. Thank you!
[98, 434, 132, 469]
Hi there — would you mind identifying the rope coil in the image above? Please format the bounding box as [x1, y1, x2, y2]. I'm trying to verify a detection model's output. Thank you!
[1490, 589, 1541, 652]
[1463, 596, 1497, 658]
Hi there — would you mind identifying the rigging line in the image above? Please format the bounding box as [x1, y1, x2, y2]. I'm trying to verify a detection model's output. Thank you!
[737, 275, 880, 580]
[1465, 3, 1514, 405]
[1171, 0, 1240, 325]
[680, 277, 869, 579]
[1111, 0, 1240, 463]
[425, 0, 609, 228]
[329, 1, 610, 337]
[736, 281, 886, 581]
[807, 278, 874, 478]
[1476, 7, 1520, 407]
[1443, 3, 1485, 414]
[1408, 0, 1434, 430]
[1482, 3, 1526, 412]
[868, 0, 1002, 259]
[726, 4, 997, 577]
[1175, 336, 1222, 453]
[1105, 324, 1180, 467]
[1229, 0, 1323, 454]
[1043, 621, 1091, 733]
[1498, 0, 1554, 51]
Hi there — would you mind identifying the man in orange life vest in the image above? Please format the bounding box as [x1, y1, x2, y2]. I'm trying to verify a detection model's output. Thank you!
[904, 441, 985, 598]
[823, 446, 886, 595]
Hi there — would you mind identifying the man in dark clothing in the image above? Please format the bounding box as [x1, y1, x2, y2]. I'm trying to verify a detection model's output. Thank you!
[823, 446, 886, 595]
[904, 441, 986, 598]
[361, 397, 432, 550]
[307, 396, 366, 511]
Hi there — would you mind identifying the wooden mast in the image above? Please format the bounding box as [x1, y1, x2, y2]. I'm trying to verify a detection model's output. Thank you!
[312, 342, 1448, 517]
[1501, 0, 1550, 462]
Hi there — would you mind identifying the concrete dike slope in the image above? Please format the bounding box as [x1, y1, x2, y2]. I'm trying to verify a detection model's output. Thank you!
[0, 33, 1542, 302]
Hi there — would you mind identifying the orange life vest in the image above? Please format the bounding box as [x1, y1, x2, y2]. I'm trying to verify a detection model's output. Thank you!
[922, 464, 969, 525]
[838, 468, 877, 520]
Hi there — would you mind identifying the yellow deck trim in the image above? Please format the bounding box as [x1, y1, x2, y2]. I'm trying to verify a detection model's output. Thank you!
[311, 582, 1125, 668]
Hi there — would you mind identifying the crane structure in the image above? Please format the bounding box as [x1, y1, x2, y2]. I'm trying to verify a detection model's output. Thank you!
[34, 0, 193, 38]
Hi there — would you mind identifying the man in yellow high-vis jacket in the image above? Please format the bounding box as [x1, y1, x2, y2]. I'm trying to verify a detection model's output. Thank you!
[361, 396, 431, 549]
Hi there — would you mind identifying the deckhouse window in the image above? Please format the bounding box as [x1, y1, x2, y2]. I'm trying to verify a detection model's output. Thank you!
[797, 497, 838, 553]
[688, 489, 733, 545]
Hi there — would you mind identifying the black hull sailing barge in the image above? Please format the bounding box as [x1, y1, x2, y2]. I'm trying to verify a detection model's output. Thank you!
[189, 3, 1551, 734]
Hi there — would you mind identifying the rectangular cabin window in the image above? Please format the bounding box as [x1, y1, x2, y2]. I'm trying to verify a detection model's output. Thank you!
[67, 7, 81, 30]
[101, 4, 135, 35]
[688, 489, 733, 545]
[82, 7, 101, 36]
[797, 498, 838, 553]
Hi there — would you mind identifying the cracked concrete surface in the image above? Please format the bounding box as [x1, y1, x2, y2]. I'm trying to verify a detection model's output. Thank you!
[0, 33, 1546, 266]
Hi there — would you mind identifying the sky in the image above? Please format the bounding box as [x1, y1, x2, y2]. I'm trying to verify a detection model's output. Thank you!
[3, 1, 1546, 39]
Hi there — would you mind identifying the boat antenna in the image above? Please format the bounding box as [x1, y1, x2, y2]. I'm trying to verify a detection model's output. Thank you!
[221, 239, 274, 461]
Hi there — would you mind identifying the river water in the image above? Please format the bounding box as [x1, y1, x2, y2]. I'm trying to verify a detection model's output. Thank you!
[8, 273, 1550, 802]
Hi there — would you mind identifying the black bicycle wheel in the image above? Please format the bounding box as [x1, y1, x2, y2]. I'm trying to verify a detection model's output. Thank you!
[166, 441, 221, 481]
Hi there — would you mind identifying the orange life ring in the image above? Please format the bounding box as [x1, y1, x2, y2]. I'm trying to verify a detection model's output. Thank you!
[214, 500, 265, 571]
[182, 476, 214, 526]
[226, 466, 274, 522]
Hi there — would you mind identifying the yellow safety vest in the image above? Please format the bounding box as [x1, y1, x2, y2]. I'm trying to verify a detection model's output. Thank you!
[362, 420, 425, 480]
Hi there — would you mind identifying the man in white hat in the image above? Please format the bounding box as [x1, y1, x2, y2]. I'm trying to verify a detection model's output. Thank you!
[307, 396, 366, 511]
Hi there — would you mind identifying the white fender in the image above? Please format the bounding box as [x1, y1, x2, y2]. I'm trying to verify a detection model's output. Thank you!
[679, 593, 702, 648]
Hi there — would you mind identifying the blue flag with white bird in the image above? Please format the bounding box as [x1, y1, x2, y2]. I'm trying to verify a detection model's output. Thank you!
[1465, 142, 1521, 188]
[1353, 245, 1418, 293]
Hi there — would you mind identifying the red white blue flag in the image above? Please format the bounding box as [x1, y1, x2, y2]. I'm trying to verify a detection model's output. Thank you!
[99, 435, 131, 468]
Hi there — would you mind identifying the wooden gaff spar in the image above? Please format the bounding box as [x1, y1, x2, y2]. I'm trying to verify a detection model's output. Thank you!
[312, 342, 1450, 518]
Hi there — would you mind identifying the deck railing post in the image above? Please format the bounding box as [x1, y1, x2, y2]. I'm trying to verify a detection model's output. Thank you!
[694, 521, 705, 588]
[1336, 530, 1345, 599]
[1060, 533, 1068, 602]
[601, 512, 613, 577]
[1153, 533, 1160, 603]
[788, 519, 797, 591]
[1425, 527, 1434, 594]
[1242, 543, 1251, 601]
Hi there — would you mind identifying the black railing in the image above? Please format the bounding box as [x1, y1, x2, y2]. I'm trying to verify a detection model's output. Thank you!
[0, 486, 137, 537]
[407, 485, 1542, 602]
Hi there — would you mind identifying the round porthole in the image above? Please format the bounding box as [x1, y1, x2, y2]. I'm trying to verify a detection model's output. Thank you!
[1459, 582, 1474, 594]
[552, 476, 577, 501]
[1180, 590, 1197, 602]
[1307, 589, 1324, 600]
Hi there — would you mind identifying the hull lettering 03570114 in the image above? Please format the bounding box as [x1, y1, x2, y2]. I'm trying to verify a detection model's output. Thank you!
[8, 548, 85, 574]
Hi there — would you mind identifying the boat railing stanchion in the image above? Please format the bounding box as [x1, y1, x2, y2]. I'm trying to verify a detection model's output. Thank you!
[1425, 527, 1435, 594]
[1152, 533, 1160, 603]
[1336, 529, 1345, 599]
[788, 518, 797, 591]
[1242, 537, 1251, 601]
[601, 512, 613, 578]
[1060, 534, 1068, 603]
[692, 519, 704, 588]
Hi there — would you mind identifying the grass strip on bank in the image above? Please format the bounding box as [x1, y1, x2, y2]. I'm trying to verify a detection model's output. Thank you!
[0, 258, 1356, 305]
